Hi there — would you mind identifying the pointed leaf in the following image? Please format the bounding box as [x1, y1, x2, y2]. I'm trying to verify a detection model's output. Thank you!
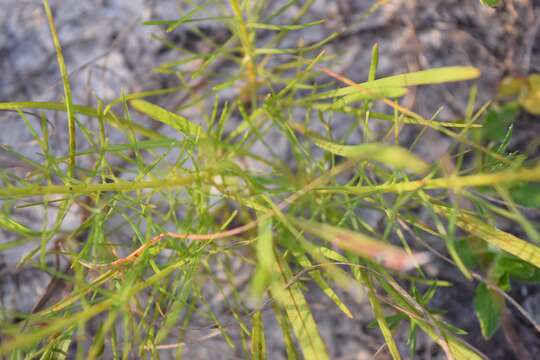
[0, 215, 41, 237]
[435, 205, 540, 269]
[474, 283, 504, 339]
[251, 215, 278, 299]
[130, 99, 206, 138]
[290, 247, 353, 318]
[275, 252, 330, 360]
[311, 67, 480, 100]
[313, 137, 429, 174]
[251, 311, 266, 360]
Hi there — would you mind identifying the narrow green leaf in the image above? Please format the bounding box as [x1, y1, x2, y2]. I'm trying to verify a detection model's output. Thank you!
[368, 43, 379, 81]
[104, 87, 182, 115]
[310, 66, 481, 101]
[416, 320, 485, 360]
[474, 283, 504, 339]
[435, 205, 540, 269]
[290, 247, 353, 318]
[380, 274, 485, 359]
[312, 87, 407, 110]
[362, 271, 402, 360]
[0, 215, 41, 237]
[251, 311, 266, 360]
[0, 174, 197, 199]
[0, 101, 161, 139]
[327, 164, 540, 196]
[43, 0, 76, 177]
[275, 251, 330, 360]
[130, 99, 206, 138]
[374, 66, 481, 86]
[39, 329, 73, 360]
[247, 20, 324, 31]
[313, 137, 429, 174]
[142, 16, 231, 28]
[271, 302, 300, 360]
[251, 215, 277, 299]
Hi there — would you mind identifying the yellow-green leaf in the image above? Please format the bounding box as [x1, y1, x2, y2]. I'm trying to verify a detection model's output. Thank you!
[0, 101, 161, 139]
[104, 87, 182, 115]
[251, 215, 279, 300]
[130, 99, 206, 138]
[290, 247, 353, 318]
[251, 311, 266, 360]
[0, 215, 41, 237]
[271, 302, 300, 360]
[417, 320, 485, 360]
[435, 205, 540, 269]
[519, 74, 540, 115]
[275, 251, 330, 360]
[362, 271, 402, 360]
[310, 66, 480, 100]
[312, 87, 408, 110]
[313, 137, 429, 174]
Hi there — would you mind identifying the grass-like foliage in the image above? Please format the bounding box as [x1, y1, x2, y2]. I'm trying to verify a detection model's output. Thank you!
[1, 1, 539, 359]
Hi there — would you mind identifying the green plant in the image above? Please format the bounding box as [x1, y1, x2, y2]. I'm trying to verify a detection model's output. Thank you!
[1, 1, 539, 359]
[480, 0, 502, 7]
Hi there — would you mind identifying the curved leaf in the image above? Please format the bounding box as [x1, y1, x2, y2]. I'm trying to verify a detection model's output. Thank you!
[313, 137, 429, 174]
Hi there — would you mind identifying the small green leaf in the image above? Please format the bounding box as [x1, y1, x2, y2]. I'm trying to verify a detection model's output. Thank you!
[454, 238, 479, 269]
[130, 99, 206, 139]
[313, 138, 429, 174]
[480, 0, 502, 7]
[510, 183, 540, 208]
[483, 103, 519, 141]
[496, 255, 540, 282]
[474, 283, 504, 339]
[368, 43, 379, 82]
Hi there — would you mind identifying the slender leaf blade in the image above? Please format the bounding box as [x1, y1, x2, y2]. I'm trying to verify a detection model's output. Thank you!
[275, 251, 330, 360]
[313, 137, 429, 174]
[130, 99, 206, 139]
